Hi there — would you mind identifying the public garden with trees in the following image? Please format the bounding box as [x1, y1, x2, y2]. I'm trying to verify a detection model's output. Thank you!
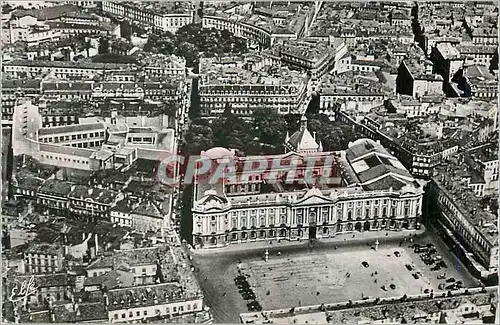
[181, 105, 361, 157]
[144, 23, 248, 67]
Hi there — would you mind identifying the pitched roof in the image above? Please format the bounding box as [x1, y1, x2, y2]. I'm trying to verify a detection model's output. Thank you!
[287, 116, 320, 152]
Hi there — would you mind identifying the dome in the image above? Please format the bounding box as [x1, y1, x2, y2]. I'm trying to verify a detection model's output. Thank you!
[201, 147, 235, 160]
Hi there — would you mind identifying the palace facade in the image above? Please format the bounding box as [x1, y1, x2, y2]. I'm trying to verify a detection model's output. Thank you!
[192, 119, 424, 249]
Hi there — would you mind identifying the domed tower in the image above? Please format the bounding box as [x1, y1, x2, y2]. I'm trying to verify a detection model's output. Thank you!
[284, 115, 322, 154]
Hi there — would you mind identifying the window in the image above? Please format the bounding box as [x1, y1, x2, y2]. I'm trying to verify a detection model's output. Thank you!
[136, 311, 140, 316]
[143, 311, 147, 316]
[114, 314, 118, 320]
[129, 312, 133, 317]
[122, 314, 125, 319]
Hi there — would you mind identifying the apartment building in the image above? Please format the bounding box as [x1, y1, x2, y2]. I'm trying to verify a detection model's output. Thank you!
[462, 65, 498, 99]
[396, 59, 444, 98]
[101, 1, 194, 33]
[198, 56, 309, 118]
[431, 163, 499, 278]
[106, 283, 204, 323]
[24, 242, 64, 274]
[3, 60, 135, 79]
[241, 288, 497, 324]
[277, 39, 347, 79]
[2, 79, 42, 122]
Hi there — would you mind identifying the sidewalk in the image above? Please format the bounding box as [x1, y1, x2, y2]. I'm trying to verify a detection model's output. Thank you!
[191, 227, 427, 256]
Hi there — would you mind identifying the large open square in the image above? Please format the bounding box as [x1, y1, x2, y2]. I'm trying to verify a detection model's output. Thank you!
[192, 229, 480, 322]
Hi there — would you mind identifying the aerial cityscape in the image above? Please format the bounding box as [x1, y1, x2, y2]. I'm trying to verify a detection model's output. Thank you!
[0, 0, 498, 324]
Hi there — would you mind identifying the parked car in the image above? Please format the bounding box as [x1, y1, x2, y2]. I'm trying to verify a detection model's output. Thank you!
[242, 292, 256, 300]
[446, 283, 458, 290]
[423, 258, 435, 265]
[247, 301, 262, 312]
[438, 261, 448, 268]
[431, 265, 441, 271]
[424, 289, 431, 294]
[437, 273, 446, 280]
[405, 264, 413, 271]
[412, 273, 420, 279]
[438, 283, 446, 290]
[446, 277, 456, 283]
[433, 255, 443, 261]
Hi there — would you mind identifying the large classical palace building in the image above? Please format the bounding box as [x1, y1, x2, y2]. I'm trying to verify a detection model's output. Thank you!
[191, 119, 424, 249]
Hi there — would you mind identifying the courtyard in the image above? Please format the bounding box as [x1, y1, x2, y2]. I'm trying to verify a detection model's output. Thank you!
[192, 228, 480, 323]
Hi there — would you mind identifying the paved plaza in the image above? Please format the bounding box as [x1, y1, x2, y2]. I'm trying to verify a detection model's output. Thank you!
[192, 228, 479, 322]
[241, 246, 475, 310]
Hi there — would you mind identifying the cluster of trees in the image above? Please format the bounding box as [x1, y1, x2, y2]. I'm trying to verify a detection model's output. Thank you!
[181, 106, 361, 156]
[93, 37, 137, 64]
[144, 23, 247, 67]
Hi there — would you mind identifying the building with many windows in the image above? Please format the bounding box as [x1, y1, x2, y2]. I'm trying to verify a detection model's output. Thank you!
[192, 127, 424, 248]
[1, 79, 42, 123]
[430, 161, 499, 278]
[198, 56, 309, 118]
[240, 287, 497, 324]
[3, 59, 135, 79]
[24, 242, 64, 274]
[101, 1, 194, 33]
[37, 123, 107, 149]
[396, 59, 444, 98]
[105, 283, 204, 323]
[276, 39, 347, 79]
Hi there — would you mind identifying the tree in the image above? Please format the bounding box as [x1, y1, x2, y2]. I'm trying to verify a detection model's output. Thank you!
[251, 107, 287, 146]
[98, 37, 110, 54]
[183, 124, 213, 155]
[2, 3, 12, 14]
[175, 42, 199, 67]
[144, 23, 247, 67]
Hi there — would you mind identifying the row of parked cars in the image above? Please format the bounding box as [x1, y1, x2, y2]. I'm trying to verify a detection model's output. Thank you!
[234, 276, 262, 312]
[436, 274, 464, 290]
[412, 243, 464, 291]
[412, 243, 449, 271]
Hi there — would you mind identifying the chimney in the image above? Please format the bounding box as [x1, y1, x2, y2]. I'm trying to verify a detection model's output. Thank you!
[103, 293, 109, 306]
[95, 233, 99, 255]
